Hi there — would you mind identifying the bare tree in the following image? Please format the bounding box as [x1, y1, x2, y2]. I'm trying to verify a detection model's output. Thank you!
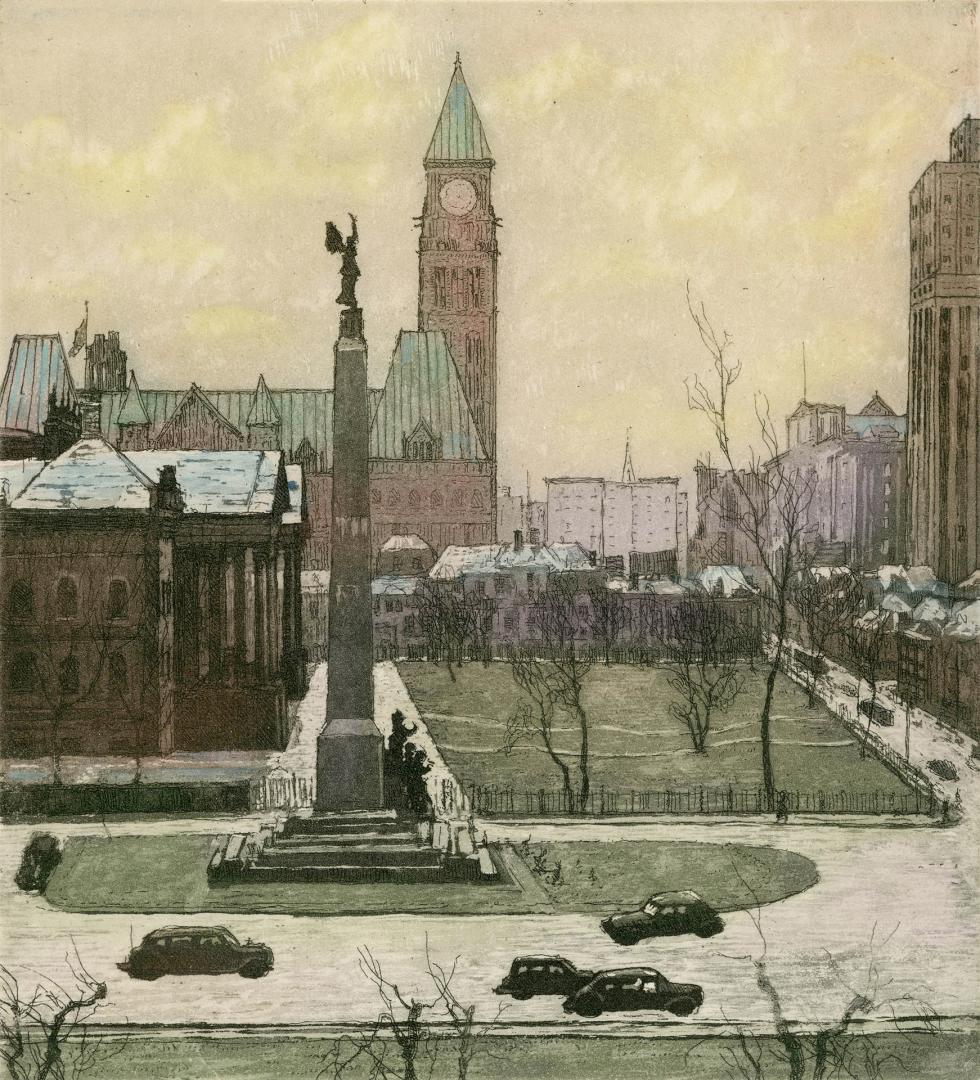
[715, 864, 939, 1080]
[586, 580, 631, 665]
[502, 651, 576, 810]
[0, 950, 123, 1080]
[789, 571, 863, 706]
[685, 287, 816, 811]
[319, 947, 436, 1080]
[415, 580, 485, 682]
[531, 572, 596, 810]
[426, 944, 505, 1080]
[662, 595, 745, 753]
[846, 610, 895, 758]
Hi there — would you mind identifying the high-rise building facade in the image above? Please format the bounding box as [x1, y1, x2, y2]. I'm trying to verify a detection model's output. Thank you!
[907, 116, 979, 582]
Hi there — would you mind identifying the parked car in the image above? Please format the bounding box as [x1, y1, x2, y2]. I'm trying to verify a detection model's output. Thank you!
[563, 967, 703, 1018]
[118, 926, 274, 980]
[858, 698, 894, 726]
[601, 890, 724, 945]
[494, 955, 595, 1000]
[927, 758, 959, 782]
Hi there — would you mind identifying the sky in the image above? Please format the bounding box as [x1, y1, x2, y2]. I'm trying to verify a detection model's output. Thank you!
[2, 0, 977, 498]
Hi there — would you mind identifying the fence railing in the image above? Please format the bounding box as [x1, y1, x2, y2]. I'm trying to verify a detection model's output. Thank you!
[467, 783, 936, 817]
[251, 771, 315, 812]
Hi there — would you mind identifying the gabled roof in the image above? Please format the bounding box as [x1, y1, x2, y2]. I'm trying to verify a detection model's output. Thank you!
[370, 331, 486, 461]
[154, 384, 244, 446]
[857, 392, 896, 417]
[429, 540, 595, 580]
[425, 58, 493, 163]
[1, 334, 77, 434]
[246, 374, 282, 427]
[117, 371, 150, 426]
[9, 438, 155, 511]
[381, 533, 433, 552]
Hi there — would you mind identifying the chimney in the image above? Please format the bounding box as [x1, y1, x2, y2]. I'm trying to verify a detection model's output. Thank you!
[156, 465, 184, 512]
[513, 529, 523, 552]
[588, 550, 597, 566]
[528, 527, 541, 546]
[79, 396, 101, 439]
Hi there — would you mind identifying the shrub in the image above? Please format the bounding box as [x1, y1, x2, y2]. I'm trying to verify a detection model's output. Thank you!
[927, 759, 959, 782]
[15, 832, 62, 892]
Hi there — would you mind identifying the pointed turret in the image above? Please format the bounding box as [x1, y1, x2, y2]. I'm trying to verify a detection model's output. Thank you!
[425, 57, 493, 164]
[116, 370, 150, 451]
[246, 374, 281, 427]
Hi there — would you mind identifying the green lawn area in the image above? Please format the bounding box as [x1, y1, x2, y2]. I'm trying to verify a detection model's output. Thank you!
[44, 834, 815, 917]
[66, 1032, 973, 1080]
[513, 839, 819, 912]
[398, 662, 914, 800]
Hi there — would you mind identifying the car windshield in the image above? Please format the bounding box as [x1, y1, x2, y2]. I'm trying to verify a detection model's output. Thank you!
[642, 902, 659, 915]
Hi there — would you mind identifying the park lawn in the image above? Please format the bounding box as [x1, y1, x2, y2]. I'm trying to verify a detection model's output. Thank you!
[398, 662, 913, 798]
[511, 839, 819, 912]
[59, 1032, 972, 1080]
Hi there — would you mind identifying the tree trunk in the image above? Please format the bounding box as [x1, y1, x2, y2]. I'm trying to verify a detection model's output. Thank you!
[760, 652, 780, 815]
[576, 703, 590, 811]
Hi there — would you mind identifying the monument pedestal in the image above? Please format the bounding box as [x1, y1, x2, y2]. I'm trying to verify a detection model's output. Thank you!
[315, 716, 384, 811]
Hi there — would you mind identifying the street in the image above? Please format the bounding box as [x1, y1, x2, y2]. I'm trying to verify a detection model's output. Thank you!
[1, 812, 976, 1035]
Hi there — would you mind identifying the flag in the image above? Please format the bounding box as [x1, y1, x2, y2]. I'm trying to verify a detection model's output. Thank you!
[68, 305, 88, 357]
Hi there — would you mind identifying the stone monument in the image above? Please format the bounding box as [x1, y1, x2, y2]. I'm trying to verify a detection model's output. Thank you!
[316, 215, 384, 811]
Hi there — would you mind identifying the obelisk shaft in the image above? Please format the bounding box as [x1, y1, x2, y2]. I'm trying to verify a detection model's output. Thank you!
[316, 306, 383, 810]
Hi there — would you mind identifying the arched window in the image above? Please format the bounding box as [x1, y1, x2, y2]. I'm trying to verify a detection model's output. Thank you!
[408, 489, 421, 508]
[56, 578, 78, 620]
[7, 653, 36, 693]
[470, 490, 485, 510]
[107, 579, 129, 621]
[108, 653, 127, 695]
[59, 656, 80, 697]
[7, 580, 33, 622]
[387, 489, 400, 508]
[430, 490, 444, 509]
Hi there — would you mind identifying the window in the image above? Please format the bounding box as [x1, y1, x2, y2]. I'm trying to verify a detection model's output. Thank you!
[59, 656, 80, 697]
[56, 577, 78, 619]
[408, 489, 421, 508]
[470, 490, 485, 510]
[385, 598, 395, 613]
[371, 488, 382, 506]
[108, 653, 127, 695]
[7, 653, 36, 693]
[503, 611, 517, 632]
[451, 490, 465, 509]
[7, 579, 33, 622]
[107, 579, 129, 620]
[433, 267, 447, 309]
[403, 615, 415, 635]
[430, 490, 444, 509]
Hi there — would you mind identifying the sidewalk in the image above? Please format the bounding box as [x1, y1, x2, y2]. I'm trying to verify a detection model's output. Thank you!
[782, 645, 979, 814]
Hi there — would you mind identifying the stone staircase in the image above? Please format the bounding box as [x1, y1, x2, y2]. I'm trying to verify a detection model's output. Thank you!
[210, 810, 498, 885]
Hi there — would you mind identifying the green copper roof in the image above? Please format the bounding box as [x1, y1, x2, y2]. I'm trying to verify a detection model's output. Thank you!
[370, 331, 487, 461]
[117, 371, 150, 425]
[246, 374, 281, 427]
[425, 59, 493, 163]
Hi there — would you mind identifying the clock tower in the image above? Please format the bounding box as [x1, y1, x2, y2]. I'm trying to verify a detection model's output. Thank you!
[418, 57, 498, 460]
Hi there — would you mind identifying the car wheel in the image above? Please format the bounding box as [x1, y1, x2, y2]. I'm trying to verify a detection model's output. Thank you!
[695, 922, 722, 938]
[575, 1001, 602, 1018]
[511, 990, 532, 1001]
[239, 962, 270, 979]
[132, 971, 161, 981]
[670, 1000, 697, 1017]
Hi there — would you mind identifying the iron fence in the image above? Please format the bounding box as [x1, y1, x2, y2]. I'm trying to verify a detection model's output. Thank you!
[467, 782, 936, 817]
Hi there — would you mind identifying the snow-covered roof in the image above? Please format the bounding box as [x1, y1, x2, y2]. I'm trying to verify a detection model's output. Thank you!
[910, 596, 950, 626]
[372, 575, 420, 596]
[0, 457, 47, 502]
[380, 533, 432, 552]
[9, 438, 155, 510]
[430, 540, 594, 581]
[633, 578, 692, 596]
[7, 439, 288, 516]
[944, 599, 980, 641]
[696, 564, 756, 597]
[881, 592, 913, 615]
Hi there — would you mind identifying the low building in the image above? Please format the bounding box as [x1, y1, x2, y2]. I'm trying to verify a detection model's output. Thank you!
[375, 533, 436, 576]
[373, 575, 425, 659]
[1, 427, 303, 757]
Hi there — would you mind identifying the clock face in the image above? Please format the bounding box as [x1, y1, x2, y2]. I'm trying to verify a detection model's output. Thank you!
[439, 178, 477, 216]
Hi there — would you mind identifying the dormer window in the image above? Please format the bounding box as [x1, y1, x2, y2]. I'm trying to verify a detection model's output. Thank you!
[403, 420, 439, 462]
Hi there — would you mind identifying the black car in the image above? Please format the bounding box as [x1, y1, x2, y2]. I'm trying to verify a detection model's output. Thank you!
[494, 955, 596, 1000]
[118, 926, 274, 980]
[563, 967, 703, 1018]
[601, 890, 724, 945]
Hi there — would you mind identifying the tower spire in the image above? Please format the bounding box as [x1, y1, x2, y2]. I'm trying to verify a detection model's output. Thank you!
[622, 428, 636, 484]
[802, 341, 808, 404]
